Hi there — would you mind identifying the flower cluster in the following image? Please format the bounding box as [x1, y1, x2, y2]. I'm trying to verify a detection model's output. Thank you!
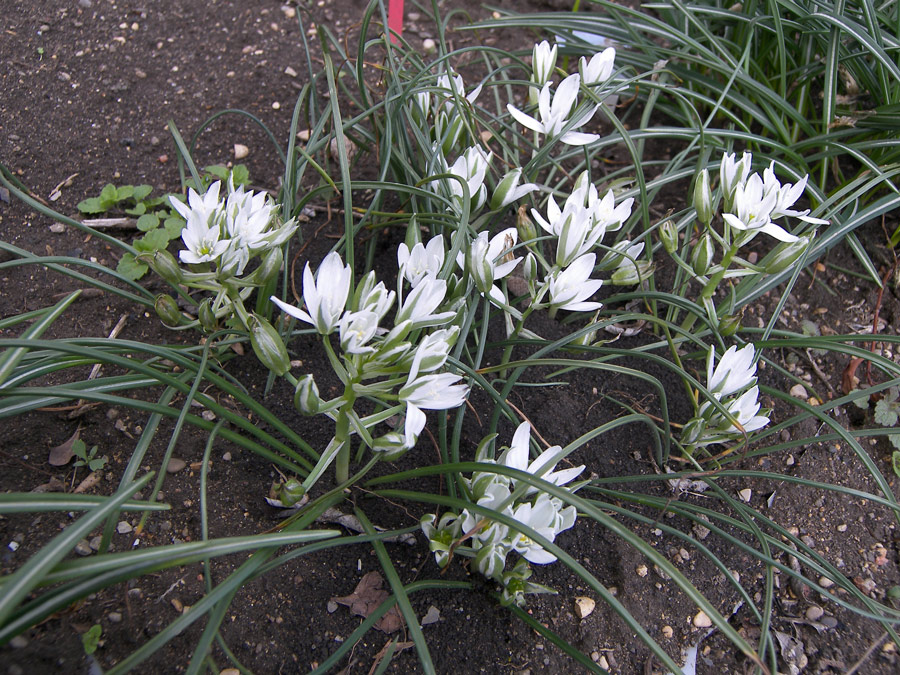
[273, 239, 468, 469]
[716, 153, 828, 246]
[688, 151, 826, 276]
[412, 71, 483, 156]
[141, 178, 298, 374]
[170, 179, 297, 277]
[674, 151, 827, 330]
[681, 344, 770, 451]
[421, 422, 584, 606]
[512, 40, 618, 146]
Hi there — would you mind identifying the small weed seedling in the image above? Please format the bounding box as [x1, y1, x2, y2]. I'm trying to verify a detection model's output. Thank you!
[70, 439, 107, 489]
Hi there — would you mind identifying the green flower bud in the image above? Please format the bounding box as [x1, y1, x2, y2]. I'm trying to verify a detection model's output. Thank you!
[692, 169, 714, 226]
[249, 314, 290, 376]
[294, 373, 321, 415]
[276, 478, 306, 507]
[371, 431, 408, 461]
[659, 219, 679, 255]
[717, 309, 743, 337]
[523, 252, 538, 288]
[680, 416, 707, 451]
[252, 247, 283, 286]
[466, 234, 495, 295]
[691, 232, 715, 276]
[760, 236, 811, 274]
[198, 298, 218, 332]
[154, 294, 183, 326]
[516, 205, 538, 243]
[572, 311, 601, 346]
[140, 250, 183, 285]
[404, 216, 422, 250]
[611, 260, 654, 285]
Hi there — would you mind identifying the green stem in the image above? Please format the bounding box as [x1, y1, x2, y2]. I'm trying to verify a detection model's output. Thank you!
[334, 379, 359, 484]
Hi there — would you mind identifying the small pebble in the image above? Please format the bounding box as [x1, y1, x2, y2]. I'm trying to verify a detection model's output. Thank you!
[422, 38, 436, 53]
[326, 600, 338, 613]
[818, 576, 835, 588]
[805, 605, 824, 621]
[574, 596, 595, 619]
[49, 223, 65, 233]
[837, 523, 847, 532]
[222, 451, 232, 461]
[284, 66, 298, 77]
[421, 605, 440, 625]
[636, 564, 648, 577]
[10, 635, 28, 648]
[590, 651, 600, 662]
[75, 539, 93, 556]
[820, 615, 838, 629]
[789, 383, 807, 398]
[738, 488, 752, 503]
[662, 625, 673, 638]
[693, 610, 712, 628]
[108, 611, 123, 623]
[116, 521, 133, 534]
[166, 458, 187, 473]
[597, 655, 609, 670]
[233, 144, 249, 160]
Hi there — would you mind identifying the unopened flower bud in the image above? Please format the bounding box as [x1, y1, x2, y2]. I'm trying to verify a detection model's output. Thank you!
[371, 431, 408, 461]
[761, 236, 811, 274]
[691, 232, 715, 276]
[692, 169, 714, 225]
[253, 247, 283, 285]
[154, 294, 183, 326]
[274, 478, 306, 507]
[466, 234, 495, 295]
[249, 314, 290, 376]
[572, 311, 601, 346]
[491, 169, 538, 211]
[611, 260, 653, 285]
[516, 205, 538, 243]
[659, 219, 679, 255]
[531, 40, 558, 87]
[680, 416, 706, 452]
[294, 373, 322, 415]
[404, 216, 422, 250]
[717, 309, 743, 337]
[198, 298, 218, 332]
[523, 252, 538, 287]
[142, 250, 183, 285]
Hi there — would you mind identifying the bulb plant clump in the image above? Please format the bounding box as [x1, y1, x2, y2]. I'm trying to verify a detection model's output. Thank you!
[11, 3, 898, 670]
[132, 36, 826, 608]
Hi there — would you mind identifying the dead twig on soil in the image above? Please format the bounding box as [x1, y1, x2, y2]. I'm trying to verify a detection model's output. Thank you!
[78, 217, 139, 229]
[64, 313, 128, 419]
[845, 630, 889, 675]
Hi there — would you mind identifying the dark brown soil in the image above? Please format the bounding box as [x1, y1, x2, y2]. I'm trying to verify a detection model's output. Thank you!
[3, 1, 900, 674]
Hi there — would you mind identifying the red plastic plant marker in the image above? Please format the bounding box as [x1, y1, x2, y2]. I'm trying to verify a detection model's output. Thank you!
[388, 0, 404, 44]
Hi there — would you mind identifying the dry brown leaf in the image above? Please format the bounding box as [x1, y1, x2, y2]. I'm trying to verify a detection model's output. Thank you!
[31, 476, 66, 493]
[331, 571, 404, 633]
[48, 427, 80, 466]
